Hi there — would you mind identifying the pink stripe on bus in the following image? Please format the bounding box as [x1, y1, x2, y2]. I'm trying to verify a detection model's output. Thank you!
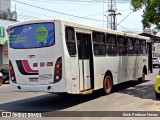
[22, 60, 39, 73]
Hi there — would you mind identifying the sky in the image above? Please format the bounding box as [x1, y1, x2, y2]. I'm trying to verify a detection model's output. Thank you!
[10, 0, 144, 34]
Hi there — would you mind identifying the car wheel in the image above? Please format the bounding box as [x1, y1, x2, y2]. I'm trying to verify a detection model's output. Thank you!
[0, 78, 2, 86]
[155, 92, 160, 99]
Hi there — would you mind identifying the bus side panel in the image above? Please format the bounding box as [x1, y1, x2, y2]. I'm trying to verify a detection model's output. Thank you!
[135, 55, 148, 79]
[114, 56, 129, 84]
[70, 58, 80, 93]
[93, 56, 117, 90]
[133, 56, 140, 79]
[61, 22, 80, 94]
[52, 20, 67, 93]
[128, 56, 136, 80]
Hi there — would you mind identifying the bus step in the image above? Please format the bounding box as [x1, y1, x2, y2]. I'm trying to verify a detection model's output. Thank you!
[81, 89, 93, 95]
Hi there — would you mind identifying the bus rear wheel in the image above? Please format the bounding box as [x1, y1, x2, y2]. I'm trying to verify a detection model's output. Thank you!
[103, 75, 113, 95]
[138, 73, 145, 83]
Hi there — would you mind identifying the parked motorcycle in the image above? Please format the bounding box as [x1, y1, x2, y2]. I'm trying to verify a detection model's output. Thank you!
[0, 64, 9, 86]
[0, 72, 3, 86]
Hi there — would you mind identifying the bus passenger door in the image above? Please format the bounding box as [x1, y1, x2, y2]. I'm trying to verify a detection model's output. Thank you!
[76, 33, 94, 91]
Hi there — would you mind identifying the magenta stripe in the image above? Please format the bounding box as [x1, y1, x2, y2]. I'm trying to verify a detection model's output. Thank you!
[22, 60, 39, 73]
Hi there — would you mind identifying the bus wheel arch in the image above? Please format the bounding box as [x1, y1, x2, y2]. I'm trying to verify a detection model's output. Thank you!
[103, 70, 113, 95]
[138, 65, 147, 83]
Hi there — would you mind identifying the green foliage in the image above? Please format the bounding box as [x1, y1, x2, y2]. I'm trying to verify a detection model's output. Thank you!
[131, 0, 160, 34]
[131, 0, 144, 10]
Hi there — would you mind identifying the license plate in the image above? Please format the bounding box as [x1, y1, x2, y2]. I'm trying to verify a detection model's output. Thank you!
[29, 78, 39, 82]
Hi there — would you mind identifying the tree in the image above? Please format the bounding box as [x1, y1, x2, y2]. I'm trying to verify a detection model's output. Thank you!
[0, 11, 8, 20]
[0, 9, 17, 21]
[131, 0, 160, 34]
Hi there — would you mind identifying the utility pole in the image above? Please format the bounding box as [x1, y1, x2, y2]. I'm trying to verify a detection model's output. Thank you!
[107, 0, 121, 30]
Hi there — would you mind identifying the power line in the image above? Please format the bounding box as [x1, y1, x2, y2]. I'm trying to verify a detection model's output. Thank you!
[118, 24, 137, 34]
[70, 12, 103, 20]
[28, 0, 130, 3]
[12, 7, 53, 18]
[28, 0, 104, 5]
[11, 0, 141, 34]
[117, 11, 133, 26]
[12, 0, 105, 22]
[13, 7, 103, 21]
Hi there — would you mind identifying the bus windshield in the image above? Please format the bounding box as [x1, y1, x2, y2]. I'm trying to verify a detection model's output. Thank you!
[9, 22, 55, 49]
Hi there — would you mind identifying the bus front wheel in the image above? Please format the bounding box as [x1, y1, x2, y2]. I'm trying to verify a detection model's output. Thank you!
[103, 75, 113, 95]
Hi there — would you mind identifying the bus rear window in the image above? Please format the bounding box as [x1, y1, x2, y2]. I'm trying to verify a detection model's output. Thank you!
[9, 22, 54, 49]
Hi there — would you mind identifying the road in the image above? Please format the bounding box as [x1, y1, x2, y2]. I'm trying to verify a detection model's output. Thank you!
[0, 68, 160, 120]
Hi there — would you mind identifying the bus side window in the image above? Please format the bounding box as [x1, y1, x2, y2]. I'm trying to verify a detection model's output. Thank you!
[93, 32, 106, 56]
[133, 38, 141, 55]
[107, 34, 117, 55]
[126, 37, 134, 55]
[141, 40, 147, 55]
[117, 35, 126, 55]
[65, 27, 76, 56]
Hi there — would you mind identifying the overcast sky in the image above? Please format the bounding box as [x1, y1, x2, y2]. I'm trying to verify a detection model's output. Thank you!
[11, 0, 143, 34]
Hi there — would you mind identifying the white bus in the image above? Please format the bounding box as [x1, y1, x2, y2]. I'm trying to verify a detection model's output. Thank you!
[8, 19, 152, 95]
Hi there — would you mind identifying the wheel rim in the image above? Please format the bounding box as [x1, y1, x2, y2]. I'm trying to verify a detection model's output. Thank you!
[105, 77, 111, 92]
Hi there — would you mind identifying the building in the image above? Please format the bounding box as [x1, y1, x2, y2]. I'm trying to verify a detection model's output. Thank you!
[140, 29, 160, 57]
[0, 0, 17, 65]
[0, 19, 16, 65]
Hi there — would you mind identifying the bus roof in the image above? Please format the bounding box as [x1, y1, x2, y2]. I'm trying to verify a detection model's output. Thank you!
[8, 18, 150, 42]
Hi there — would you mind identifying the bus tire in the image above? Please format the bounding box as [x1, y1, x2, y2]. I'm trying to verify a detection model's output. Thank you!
[155, 92, 160, 99]
[138, 73, 145, 83]
[103, 75, 113, 95]
[138, 66, 147, 83]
